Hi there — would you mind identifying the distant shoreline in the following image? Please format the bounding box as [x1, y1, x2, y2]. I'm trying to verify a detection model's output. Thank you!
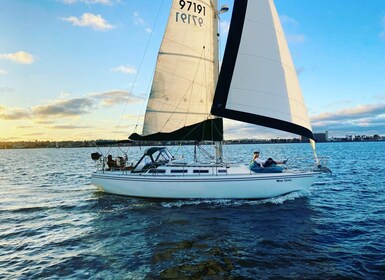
[1, 138, 384, 150]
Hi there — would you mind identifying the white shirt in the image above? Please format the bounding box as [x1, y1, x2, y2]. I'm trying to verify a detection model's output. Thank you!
[254, 157, 266, 167]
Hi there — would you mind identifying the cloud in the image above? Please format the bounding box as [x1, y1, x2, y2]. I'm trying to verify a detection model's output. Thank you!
[311, 103, 385, 123]
[61, 13, 115, 31]
[0, 69, 7, 75]
[223, 103, 385, 139]
[61, 0, 114, 5]
[0, 51, 35, 64]
[133, 11, 152, 33]
[16, 125, 33, 129]
[48, 124, 92, 129]
[111, 65, 136, 74]
[224, 119, 294, 140]
[279, 15, 305, 44]
[88, 90, 143, 107]
[22, 132, 46, 137]
[0, 105, 32, 120]
[311, 103, 385, 136]
[280, 15, 299, 26]
[32, 98, 96, 118]
[34, 120, 55, 124]
[133, 11, 145, 26]
[122, 113, 144, 121]
[374, 94, 385, 101]
[286, 34, 305, 44]
[0, 89, 142, 122]
[324, 99, 352, 108]
[0, 87, 16, 94]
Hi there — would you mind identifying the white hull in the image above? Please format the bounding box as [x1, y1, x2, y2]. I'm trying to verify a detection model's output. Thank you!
[91, 169, 319, 199]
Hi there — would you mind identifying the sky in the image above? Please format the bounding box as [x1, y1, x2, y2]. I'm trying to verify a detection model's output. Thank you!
[1, 0, 385, 141]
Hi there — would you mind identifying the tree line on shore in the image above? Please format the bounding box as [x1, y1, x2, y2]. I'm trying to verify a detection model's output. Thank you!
[1, 134, 383, 149]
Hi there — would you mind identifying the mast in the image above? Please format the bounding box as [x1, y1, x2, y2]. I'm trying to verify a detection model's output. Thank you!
[211, 0, 219, 87]
[213, 1, 229, 163]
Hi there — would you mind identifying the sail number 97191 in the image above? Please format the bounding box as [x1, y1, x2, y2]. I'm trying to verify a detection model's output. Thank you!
[179, 0, 206, 15]
[176, 0, 206, 27]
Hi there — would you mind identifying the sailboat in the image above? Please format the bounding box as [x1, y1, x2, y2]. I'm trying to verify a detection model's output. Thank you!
[91, 0, 323, 199]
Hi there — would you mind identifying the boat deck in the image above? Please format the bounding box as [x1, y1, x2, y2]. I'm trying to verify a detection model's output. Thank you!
[96, 163, 314, 177]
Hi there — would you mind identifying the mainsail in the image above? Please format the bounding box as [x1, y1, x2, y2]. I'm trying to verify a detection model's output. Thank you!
[212, 0, 314, 139]
[131, 0, 222, 141]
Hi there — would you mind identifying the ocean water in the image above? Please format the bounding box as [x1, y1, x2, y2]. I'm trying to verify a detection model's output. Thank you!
[1, 142, 384, 279]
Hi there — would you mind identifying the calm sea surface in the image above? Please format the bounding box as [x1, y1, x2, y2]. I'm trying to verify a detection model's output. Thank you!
[1, 142, 385, 279]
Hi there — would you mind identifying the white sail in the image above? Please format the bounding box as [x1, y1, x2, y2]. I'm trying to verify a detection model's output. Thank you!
[212, 0, 313, 139]
[143, 0, 217, 135]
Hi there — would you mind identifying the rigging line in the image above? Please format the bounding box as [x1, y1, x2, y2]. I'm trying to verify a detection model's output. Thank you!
[180, 116, 212, 141]
[135, 65, 155, 133]
[199, 39, 213, 144]
[146, 108, 208, 115]
[150, 67, 209, 87]
[159, 46, 209, 132]
[202, 116, 208, 141]
[185, 46, 206, 127]
[208, 48, 215, 126]
[209, 114, 224, 140]
[217, 0, 224, 77]
[171, 142, 183, 157]
[161, 38, 205, 56]
[114, 0, 166, 139]
[159, 51, 213, 63]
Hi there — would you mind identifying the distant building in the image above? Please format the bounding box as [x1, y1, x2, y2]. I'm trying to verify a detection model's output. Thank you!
[314, 131, 328, 142]
[301, 131, 328, 142]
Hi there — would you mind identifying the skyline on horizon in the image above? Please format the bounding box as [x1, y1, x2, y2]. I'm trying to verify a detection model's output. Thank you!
[1, 0, 385, 141]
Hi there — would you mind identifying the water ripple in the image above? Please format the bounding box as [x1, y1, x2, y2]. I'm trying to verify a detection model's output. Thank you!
[1, 144, 385, 279]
